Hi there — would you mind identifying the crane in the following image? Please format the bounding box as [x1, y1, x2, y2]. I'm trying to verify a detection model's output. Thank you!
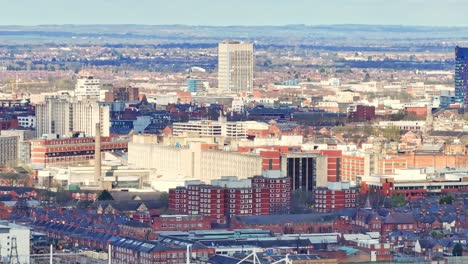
[8, 79, 48, 98]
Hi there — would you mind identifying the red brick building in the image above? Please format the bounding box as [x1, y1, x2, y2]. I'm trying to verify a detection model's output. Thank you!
[319, 150, 342, 182]
[104, 87, 139, 102]
[111, 238, 214, 264]
[315, 182, 357, 213]
[405, 106, 428, 117]
[152, 215, 211, 232]
[30, 136, 128, 167]
[349, 105, 376, 121]
[231, 213, 339, 234]
[0, 119, 18, 130]
[168, 175, 291, 224]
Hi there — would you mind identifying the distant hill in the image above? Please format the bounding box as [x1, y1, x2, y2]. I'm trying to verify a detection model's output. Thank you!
[0, 24, 467, 47]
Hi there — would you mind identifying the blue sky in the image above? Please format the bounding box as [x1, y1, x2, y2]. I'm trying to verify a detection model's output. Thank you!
[0, 0, 467, 26]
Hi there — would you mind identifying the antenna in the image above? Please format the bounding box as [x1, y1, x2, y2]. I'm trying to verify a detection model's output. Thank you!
[9, 237, 19, 264]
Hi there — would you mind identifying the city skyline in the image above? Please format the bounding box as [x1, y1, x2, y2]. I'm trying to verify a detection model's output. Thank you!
[1, 0, 467, 26]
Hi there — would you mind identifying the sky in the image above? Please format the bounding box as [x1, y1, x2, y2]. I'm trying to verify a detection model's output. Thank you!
[0, 0, 467, 26]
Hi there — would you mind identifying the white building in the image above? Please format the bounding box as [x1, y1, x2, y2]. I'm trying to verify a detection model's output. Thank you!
[128, 135, 264, 189]
[72, 100, 110, 137]
[75, 75, 100, 100]
[377, 121, 426, 131]
[17, 115, 36, 128]
[218, 41, 254, 93]
[172, 120, 250, 140]
[35, 97, 109, 137]
[35, 96, 72, 138]
[0, 221, 30, 264]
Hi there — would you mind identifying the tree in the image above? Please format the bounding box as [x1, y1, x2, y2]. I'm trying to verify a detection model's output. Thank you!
[390, 111, 405, 121]
[382, 126, 401, 142]
[390, 193, 406, 207]
[453, 243, 463, 256]
[430, 230, 444, 239]
[291, 189, 314, 214]
[159, 192, 169, 208]
[440, 195, 454, 205]
[97, 190, 113, 201]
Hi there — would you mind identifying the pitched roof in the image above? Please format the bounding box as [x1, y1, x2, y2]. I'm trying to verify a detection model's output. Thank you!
[384, 213, 415, 224]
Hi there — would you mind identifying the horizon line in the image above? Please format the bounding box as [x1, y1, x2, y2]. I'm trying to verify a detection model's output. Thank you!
[0, 23, 467, 28]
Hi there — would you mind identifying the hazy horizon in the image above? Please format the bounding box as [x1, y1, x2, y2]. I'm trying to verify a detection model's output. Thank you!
[1, 0, 467, 27]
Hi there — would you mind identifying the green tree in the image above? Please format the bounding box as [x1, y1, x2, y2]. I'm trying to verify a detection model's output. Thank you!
[382, 126, 401, 142]
[440, 195, 454, 205]
[390, 193, 406, 207]
[97, 190, 113, 201]
[159, 192, 169, 208]
[430, 230, 444, 239]
[291, 189, 314, 213]
[453, 243, 463, 256]
[390, 111, 405, 121]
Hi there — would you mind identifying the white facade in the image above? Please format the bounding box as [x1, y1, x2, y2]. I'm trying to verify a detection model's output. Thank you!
[72, 100, 110, 137]
[0, 222, 30, 264]
[128, 136, 264, 187]
[377, 121, 426, 131]
[218, 41, 254, 93]
[75, 75, 100, 100]
[17, 115, 36, 128]
[199, 150, 262, 182]
[35, 97, 72, 138]
[172, 120, 250, 140]
[35, 97, 109, 137]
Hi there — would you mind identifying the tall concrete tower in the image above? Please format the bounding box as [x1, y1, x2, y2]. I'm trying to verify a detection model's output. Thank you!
[218, 41, 254, 93]
[94, 123, 102, 185]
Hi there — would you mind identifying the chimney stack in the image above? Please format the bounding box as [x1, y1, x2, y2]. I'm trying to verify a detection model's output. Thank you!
[95, 123, 102, 186]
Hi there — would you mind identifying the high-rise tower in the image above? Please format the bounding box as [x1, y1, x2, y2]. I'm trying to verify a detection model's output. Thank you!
[218, 41, 254, 93]
[455, 46, 468, 109]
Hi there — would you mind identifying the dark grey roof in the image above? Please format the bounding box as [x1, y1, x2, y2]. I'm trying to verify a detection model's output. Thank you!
[234, 213, 339, 225]
[384, 213, 415, 224]
[429, 131, 467, 137]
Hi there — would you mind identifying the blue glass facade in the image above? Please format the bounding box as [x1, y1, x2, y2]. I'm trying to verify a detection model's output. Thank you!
[455, 46, 468, 108]
[187, 79, 205, 93]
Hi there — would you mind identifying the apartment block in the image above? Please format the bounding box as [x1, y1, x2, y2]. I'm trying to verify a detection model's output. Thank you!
[169, 175, 290, 224]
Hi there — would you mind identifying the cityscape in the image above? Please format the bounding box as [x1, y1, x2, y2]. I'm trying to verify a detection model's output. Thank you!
[0, 1, 468, 263]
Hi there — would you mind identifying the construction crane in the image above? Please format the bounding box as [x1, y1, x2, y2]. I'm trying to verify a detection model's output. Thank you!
[8, 79, 48, 98]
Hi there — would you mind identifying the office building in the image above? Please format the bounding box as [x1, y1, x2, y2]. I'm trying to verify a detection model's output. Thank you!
[35, 97, 72, 138]
[218, 41, 254, 93]
[455, 46, 468, 109]
[35, 97, 110, 138]
[348, 104, 376, 121]
[75, 75, 100, 100]
[72, 100, 110, 137]
[187, 79, 207, 93]
[30, 136, 128, 168]
[280, 152, 328, 191]
[1, 130, 35, 165]
[104, 87, 139, 102]
[172, 120, 248, 139]
[0, 136, 18, 167]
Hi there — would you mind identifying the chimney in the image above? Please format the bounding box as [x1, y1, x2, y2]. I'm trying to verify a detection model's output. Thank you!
[95, 123, 102, 186]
